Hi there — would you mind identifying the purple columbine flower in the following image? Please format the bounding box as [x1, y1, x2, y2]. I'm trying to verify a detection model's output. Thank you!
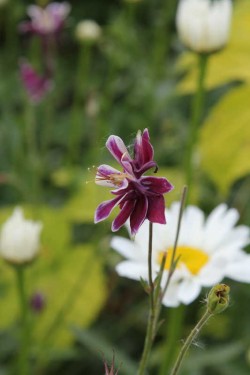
[94, 129, 173, 235]
[19, 2, 71, 36]
[20, 61, 53, 103]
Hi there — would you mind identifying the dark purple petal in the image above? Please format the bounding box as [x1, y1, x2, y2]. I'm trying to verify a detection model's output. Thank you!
[134, 129, 154, 169]
[106, 135, 131, 165]
[147, 195, 166, 224]
[94, 196, 122, 223]
[141, 176, 174, 194]
[112, 199, 135, 232]
[135, 160, 158, 176]
[120, 153, 134, 176]
[130, 195, 148, 235]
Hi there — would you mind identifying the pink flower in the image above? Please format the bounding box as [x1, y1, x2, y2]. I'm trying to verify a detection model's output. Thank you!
[20, 61, 53, 103]
[95, 129, 173, 235]
[20, 2, 70, 36]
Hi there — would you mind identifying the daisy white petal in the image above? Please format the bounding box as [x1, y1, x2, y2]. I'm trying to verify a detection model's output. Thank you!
[111, 202, 250, 307]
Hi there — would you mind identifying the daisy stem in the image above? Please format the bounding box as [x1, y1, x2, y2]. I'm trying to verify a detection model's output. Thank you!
[15, 265, 30, 375]
[169, 309, 212, 375]
[185, 53, 209, 201]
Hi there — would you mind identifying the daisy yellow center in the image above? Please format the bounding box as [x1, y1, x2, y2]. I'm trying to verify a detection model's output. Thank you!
[158, 246, 209, 275]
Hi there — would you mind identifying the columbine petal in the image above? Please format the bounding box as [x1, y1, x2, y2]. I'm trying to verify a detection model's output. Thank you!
[94, 196, 122, 223]
[147, 195, 166, 224]
[134, 129, 154, 168]
[112, 200, 135, 232]
[130, 195, 148, 235]
[106, 135, 131, 165]
[141, 176, 173, 194]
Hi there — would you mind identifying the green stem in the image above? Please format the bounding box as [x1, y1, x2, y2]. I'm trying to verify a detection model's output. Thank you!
[152, 0, 178, 78]
[185, 53, 209, 200]
[148, 221, 154, 311]
[69, 44, 91, 164]
[170, 309, 212, 375]
[137, 222, 155, 375]
[15, 265, 30, 375]
[158, 186, 187, 375]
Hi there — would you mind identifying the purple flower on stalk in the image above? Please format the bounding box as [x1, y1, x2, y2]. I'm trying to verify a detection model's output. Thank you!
[20, 61, 53, 103]
[19, 2, 70, 36]
[94, 129, 173, 235]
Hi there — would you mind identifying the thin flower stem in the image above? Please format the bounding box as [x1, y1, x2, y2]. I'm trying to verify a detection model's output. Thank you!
[138, 187, 187, 375]
[148, 221, 154, 310]
[158, 186, 187, 375]
[170, 309, 212, 375]
[69, 43, 91, 164]
[137, 222, 155, 375]
[15, 265, 30, 375]
[185, 53, 209, 200]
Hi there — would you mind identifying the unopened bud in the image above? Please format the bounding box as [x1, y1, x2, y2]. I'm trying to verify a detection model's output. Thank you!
[207, 284, 230, 314]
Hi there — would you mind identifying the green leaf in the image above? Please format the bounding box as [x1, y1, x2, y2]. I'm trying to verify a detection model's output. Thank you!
[199, 85, 250, 194]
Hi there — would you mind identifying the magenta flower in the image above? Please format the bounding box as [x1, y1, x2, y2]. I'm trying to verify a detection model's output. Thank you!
[95, 129, 173, 235]
[20, 61, 53, 103]
[20, 2, 70, 36]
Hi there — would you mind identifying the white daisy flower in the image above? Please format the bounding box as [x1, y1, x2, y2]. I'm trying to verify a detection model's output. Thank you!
[111, 203, 250, 307]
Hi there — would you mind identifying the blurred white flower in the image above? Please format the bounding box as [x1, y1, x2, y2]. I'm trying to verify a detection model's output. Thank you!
[75, 20, 102, 43]
[111, 203, 250, 307]
[176, 0, 232, 53]
[0, 208, 42, 264]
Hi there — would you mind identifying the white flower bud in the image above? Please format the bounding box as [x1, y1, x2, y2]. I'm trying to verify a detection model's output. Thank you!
[75, 20, 102, 43]
[176, 0, 233, 53]
[0, 208, 42, 265]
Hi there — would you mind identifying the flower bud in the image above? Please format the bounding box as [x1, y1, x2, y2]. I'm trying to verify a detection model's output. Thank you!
[0, 207, 42, 265]
[176, 0, 233, 54]
[75, 20, 102, 44]
[207, 284, 230, 314]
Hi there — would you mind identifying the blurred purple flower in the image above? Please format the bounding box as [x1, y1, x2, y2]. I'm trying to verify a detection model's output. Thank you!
[20, 61, 53, 103]
[20, 2, 71, 36]
[95, 129, 173, 235]
[30, 291, 46, 313]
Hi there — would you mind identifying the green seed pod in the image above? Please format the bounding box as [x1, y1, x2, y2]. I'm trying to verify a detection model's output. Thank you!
[207, 284, 230, 314]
